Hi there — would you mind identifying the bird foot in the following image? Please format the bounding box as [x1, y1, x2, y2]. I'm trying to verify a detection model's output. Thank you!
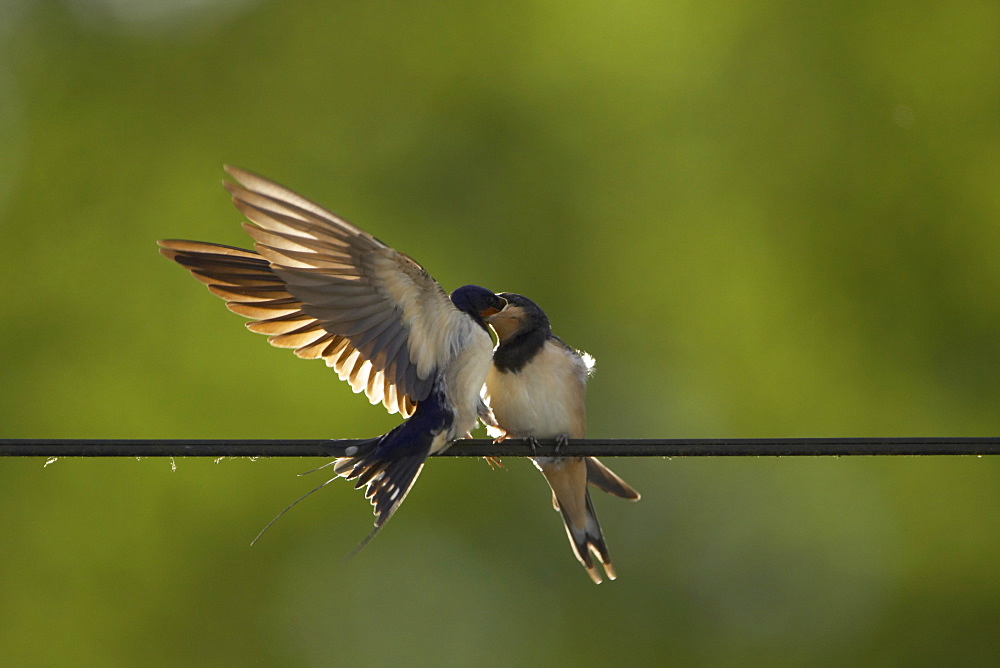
[555, 434, 569, 454]
[483, 456, 505, 470]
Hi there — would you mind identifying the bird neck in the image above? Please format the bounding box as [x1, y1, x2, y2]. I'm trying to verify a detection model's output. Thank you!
[493, 327, 548, 373]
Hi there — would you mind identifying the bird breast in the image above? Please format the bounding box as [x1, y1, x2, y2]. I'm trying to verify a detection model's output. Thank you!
[440, 320, 495, 447]
[484, 340, 588, 439]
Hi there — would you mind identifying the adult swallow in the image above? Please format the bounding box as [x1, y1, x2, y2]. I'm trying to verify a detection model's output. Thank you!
[158, 167, 505, 547]
[482, 293, 640, 584]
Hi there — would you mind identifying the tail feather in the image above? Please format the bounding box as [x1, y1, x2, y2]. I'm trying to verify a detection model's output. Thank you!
[250, 471, 342, 547]
[557, 491, 615, 584]
[334, 432, 432, 552]
[251, 429, 434, 553]
[538, 457, 617, 584]
[585, 457, 641, 501]
[248, 383, 449, 554]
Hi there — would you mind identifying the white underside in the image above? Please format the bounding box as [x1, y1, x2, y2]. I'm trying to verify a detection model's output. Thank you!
[435, 322, 494, 451]
[483, 339, 589, 439]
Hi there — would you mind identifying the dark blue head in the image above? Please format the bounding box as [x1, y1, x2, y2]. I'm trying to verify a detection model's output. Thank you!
[450, 285, 507, 326]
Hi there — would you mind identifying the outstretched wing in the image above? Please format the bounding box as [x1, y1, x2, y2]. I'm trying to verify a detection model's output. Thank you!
[158, 166, 468, 415]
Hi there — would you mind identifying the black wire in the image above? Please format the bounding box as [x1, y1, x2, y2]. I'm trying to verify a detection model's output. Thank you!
[2, 437, 999, 458]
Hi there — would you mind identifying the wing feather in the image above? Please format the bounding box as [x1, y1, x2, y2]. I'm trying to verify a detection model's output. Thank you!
[294, 334, 338, 360]
[158, 166, 478, 417]
[158, 240, 415, 415]
[223, 166, 471, 403]
[268, 328, 330, 350]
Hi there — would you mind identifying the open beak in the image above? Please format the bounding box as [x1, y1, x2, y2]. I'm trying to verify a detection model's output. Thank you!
[481, 297, 508, 320]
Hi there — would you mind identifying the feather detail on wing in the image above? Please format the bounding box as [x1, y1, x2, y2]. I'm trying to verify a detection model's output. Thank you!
[158, 239, 416, 415]
[159, 166, 470, 415]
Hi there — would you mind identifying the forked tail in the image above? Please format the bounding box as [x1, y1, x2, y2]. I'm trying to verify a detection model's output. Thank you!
[556, 490, 616, 584]
[538, 456, 617, 584]
[333, 405, 446, 553]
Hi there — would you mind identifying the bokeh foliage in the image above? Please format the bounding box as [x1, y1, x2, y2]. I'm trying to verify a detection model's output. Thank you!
[2, 1, 999, 665]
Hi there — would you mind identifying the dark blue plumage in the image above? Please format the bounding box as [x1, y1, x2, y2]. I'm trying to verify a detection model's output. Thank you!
[334, 384, 454, 551]
[450, 285, 505, 332]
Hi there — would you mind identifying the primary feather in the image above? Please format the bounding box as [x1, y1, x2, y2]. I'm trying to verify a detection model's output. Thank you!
[159, 167, 500, 544]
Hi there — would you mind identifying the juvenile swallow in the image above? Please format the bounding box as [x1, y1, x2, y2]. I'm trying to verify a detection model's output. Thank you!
[482, 293, 640, 584]
[159, 167, 505, 547]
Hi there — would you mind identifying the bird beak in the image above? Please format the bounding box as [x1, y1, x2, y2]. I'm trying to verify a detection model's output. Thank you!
[481, 297, 508, 320]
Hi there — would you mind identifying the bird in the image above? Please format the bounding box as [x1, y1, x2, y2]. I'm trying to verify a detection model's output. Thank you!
[158, 166, 506, 549]
[482, 293, 640, 584]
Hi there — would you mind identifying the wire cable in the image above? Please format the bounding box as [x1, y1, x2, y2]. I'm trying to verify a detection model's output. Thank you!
[2, 437, 998, 458]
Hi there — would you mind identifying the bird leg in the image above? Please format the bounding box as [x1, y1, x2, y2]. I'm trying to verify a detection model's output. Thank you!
[486, 430, 509, 469]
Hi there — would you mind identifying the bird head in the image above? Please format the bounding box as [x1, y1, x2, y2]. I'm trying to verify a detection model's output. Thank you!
[450, 285, 507, 324]
[485, 292, 551, 342]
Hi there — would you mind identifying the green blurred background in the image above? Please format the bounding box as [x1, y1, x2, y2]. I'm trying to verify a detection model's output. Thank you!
[2, 1, 999, 665]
